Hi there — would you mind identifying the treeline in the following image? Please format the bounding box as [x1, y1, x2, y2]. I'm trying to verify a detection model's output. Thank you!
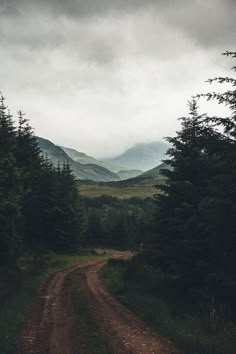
[80, 196, 155, 249]
[0, 97, 80, 267]
[145, 52, 236, 318]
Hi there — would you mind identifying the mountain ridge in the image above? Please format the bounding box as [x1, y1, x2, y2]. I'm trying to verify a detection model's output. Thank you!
[37, 137, 168, 182]
[104, 141, 168, 171]
[60, 145, 125, 173]
[37, 137, 120, 182]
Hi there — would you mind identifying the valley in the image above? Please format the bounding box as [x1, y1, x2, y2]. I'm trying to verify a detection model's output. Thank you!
[78, 167, 166, 199]
[37, 136, 168, 184]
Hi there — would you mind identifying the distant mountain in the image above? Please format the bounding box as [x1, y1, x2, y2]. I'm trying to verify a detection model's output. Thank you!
[117, 169, 143, 180]
[37, 137, 120, 182]
[105, 141, 168, 171]
[60, 146, 125, 173]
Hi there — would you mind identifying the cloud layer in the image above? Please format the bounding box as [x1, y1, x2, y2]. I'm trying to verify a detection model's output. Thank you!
[0, 0, 235, 157]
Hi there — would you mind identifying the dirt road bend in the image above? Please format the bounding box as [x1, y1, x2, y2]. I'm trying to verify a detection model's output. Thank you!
[16, 254, 180, 354]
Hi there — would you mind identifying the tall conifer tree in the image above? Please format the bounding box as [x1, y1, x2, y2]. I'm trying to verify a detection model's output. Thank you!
[0, 95, 21, 265]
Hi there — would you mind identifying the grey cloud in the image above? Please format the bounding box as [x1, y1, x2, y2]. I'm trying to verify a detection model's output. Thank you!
[161, 0, 236, 47]
[1, 0, 165, 17]
[0, 0, 234, 157]
[1, 0, 235, 54]
[46, 0, 236, 49]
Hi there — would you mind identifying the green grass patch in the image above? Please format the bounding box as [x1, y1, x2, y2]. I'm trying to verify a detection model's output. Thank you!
[101, 259, 236, 354]
[0, 249, 110, 354]
[78, 177, 163, 199]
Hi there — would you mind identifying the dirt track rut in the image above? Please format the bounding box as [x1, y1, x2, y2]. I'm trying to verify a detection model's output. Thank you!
[16, 255, 180, 354]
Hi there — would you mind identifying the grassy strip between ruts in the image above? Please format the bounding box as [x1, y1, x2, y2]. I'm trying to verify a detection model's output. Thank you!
[101, 258, 236, 354]
[66, 270, 112, 354]
[0, 249, 110, 354]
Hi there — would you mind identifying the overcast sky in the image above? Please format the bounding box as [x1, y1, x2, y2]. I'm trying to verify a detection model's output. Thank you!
[0, 0, 235, 157]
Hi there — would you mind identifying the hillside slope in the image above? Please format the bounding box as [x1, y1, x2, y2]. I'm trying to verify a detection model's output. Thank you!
[105, 141, 168, 171]
[61, 146, 124, 173]
[117, 169, 143, 180]
[140, 162, 171, 178]
[37, 137, 120, 182]
[61, 145, 143, 179]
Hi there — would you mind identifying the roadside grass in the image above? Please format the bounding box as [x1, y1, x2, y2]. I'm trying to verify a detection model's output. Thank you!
[101, 258, 236, 354]
[67, 271, 112, 354]
[0, 249, 110, 354]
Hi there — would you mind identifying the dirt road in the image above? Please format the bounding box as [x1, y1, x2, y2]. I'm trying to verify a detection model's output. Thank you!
[16, 254, 180, 354]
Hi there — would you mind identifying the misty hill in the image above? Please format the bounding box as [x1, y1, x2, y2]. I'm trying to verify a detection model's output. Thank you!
[79, 162, 168, 199]
[61, 146, 124, 173]
[37, 137, 120, 182]
[117, 169, 143, 180]
[105, 141, 168, 171]
[61, 145, 143, 180]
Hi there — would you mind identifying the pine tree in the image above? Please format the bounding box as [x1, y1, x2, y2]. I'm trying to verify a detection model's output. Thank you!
[146, 53, 236, 316]
[0, 95, 21, 265]
[197, 51, 236, 310]
[52, 161, 80, 251]
[147, 98, 220, 294]
[15, 111, 43, 250]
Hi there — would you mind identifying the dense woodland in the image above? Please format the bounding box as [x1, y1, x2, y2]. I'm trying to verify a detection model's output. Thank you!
[0, 99, 80, 267]
[80, 196, 154, 248]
